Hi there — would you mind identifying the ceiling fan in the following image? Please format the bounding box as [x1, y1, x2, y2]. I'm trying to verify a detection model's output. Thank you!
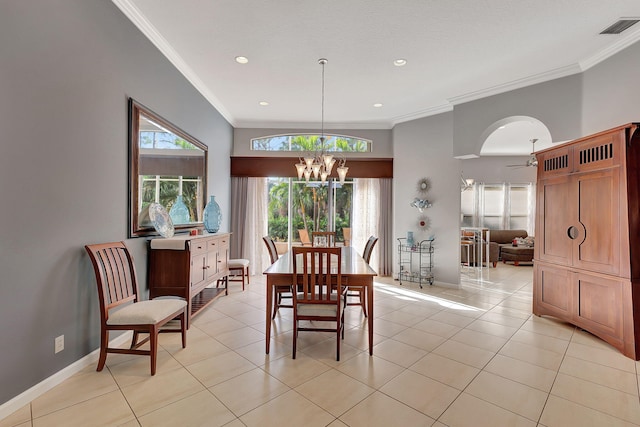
[507, 138, 539, 168]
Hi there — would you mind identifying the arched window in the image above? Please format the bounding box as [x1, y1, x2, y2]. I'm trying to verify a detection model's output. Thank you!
[251, 134, 372, 153]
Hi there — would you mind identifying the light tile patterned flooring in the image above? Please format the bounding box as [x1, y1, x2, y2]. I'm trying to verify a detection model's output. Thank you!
[3, 265, 640, 426]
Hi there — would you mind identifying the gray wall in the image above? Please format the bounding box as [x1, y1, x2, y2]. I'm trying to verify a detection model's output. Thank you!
[0, 0, 232, 405]
[453, 75, 584, 157]
[461, 156, 537, 184]
[582, 39, 640, 134]
[393, 113, 461, 285]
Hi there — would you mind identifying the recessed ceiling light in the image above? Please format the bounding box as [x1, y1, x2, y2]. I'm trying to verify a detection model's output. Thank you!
[235, 56, 249, 64]
[259, 101, 269, 106]
[373, 103, 383, 108]
[393, 59, 407, 67]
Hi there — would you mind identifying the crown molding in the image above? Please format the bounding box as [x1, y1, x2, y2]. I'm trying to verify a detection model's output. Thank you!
[580, 27, 640, 71]
[448, 63, 583, 106]
[111, 0, 236, 125]
[390, 103, 454, 126]
[233, 120, 393, 130]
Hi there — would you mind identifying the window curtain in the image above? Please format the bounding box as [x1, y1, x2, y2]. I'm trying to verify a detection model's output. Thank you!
[475, 182, 485, 228]
[377, 178, 393, 276]
[230, 177, 269, 275]
[242, 178, 269, 275]
[230, 177, 248, 259]
[353, 178, 380, 273]
[527, 183, 536, 236]
[501, 183, 510, 229]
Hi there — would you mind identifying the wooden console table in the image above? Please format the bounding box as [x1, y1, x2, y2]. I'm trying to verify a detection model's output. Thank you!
[148, 233, 231, 327]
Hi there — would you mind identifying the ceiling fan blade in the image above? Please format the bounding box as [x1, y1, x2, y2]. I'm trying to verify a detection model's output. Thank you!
[506, 164, 527, 168]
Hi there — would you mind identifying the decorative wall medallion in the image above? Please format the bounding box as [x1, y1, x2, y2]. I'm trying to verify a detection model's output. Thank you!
[418, 216, 431, 230]
[417, 178, 431, 194]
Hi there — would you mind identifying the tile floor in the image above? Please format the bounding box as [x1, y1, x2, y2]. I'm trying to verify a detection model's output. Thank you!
[2, 265, 640, 426]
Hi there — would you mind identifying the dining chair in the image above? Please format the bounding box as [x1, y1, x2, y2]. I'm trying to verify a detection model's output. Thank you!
[263, 235, 294, 318]
[363, 235, 379, 264]
[311, 231, 336, 247]
[345, 235, 379, 317]
[298, 229, 312, 246]
[85, 241, 187, 376]
[291, 246, 346, 361]
[228, 258, 250, 290]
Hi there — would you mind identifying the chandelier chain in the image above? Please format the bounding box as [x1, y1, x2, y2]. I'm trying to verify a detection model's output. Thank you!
[319, 58, 326, 140]
[294, 58, 348, 184]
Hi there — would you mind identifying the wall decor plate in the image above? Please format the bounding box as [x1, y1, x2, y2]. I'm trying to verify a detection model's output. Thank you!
[417, 178, 431, 194]
[148, 203, 175, 238]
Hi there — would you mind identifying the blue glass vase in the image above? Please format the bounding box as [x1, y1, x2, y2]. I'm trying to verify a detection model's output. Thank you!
[169, 195, 190, 224]
[203, 195, 222, 233]
[406, 231, 414, 247]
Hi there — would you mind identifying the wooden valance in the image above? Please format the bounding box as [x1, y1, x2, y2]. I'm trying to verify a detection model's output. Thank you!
[230, 157, 393, 178]
[140, 154, 205, 177]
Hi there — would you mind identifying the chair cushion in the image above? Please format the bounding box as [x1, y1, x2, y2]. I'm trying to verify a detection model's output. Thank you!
[108, 299, 187, 325]
[297, 303, 338, 317]
[229, 259, 250, 268]
[296, 292, 340, 317]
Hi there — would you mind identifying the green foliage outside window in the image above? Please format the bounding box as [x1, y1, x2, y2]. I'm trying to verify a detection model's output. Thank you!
[140, 176, 201, 222]
[267, 177, 352, 243]
[252, 134, 371, 153]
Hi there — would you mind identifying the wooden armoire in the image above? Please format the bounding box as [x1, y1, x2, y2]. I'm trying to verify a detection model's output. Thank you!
[533, 123, 640, 359]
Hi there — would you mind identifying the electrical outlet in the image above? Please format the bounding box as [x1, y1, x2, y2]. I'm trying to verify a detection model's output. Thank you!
[55, 335, 64, 354]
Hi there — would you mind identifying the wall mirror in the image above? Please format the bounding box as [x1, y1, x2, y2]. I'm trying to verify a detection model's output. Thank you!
[129, 98, 208, 237]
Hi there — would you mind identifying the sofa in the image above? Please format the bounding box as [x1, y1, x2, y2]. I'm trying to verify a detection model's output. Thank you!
[489, 229, 529, 261]
[461, 229, 530, 267]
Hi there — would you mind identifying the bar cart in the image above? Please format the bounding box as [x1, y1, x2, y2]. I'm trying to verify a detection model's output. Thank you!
[397, 237, 434, 288]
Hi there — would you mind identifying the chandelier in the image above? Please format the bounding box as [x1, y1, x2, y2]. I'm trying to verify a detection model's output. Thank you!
[295, 58, 348, 184]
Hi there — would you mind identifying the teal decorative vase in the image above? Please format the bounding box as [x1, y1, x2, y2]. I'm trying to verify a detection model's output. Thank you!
[406, 231, 414, 247]
[169, 195, 190, 224]
[203, 195, 222, 233]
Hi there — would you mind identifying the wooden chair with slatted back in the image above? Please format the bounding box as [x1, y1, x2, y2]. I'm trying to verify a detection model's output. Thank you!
[292, 246, 346, 361]
[85, 241, 187, 376]
[345, 236, 379, 317]
[311, 231, 336, 247]
[363, 236, 379, 264]
[263, 235, 294, 318]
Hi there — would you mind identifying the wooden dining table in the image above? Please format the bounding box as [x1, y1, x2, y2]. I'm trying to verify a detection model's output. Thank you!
[263, 246, 377, 355]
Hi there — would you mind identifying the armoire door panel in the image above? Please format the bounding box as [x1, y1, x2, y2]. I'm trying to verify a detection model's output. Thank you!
[576, 272, 624, 341]
[534, 264, 572, 319]
[574, 170, 620, 275]
[538, 177, 573, 265]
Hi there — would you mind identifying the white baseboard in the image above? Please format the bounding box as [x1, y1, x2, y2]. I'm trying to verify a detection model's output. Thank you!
[0, 333, 132, 422]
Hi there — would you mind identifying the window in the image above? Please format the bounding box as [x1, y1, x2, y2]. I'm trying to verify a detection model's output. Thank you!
[267, 177, 353, 247]
[461, 182, 535, 234]
[251, 134, 371, 153]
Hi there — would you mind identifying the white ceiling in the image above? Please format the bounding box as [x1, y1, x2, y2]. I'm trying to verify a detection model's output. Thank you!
[115, 0, 640, 154]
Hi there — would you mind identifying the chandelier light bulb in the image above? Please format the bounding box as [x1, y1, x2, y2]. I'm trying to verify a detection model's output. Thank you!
[337, 165, 348, 184]
[295, 162, 306, 179]
[304, 157, 315, 169]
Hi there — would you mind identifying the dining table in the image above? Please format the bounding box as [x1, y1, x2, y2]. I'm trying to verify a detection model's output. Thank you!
[263, 245, 378, 355]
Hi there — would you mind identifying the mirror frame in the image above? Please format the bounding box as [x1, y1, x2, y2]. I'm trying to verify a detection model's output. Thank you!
[128, 98, 208, 237]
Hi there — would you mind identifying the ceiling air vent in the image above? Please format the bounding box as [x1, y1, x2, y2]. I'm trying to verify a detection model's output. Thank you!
[600, 19, 640, 35]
